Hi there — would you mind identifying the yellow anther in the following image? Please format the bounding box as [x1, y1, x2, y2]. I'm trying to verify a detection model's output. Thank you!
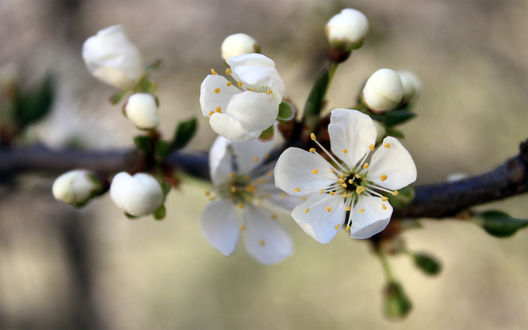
[346, 224, 351, 231]
[309, 148, 316, 153]
[359, 208, 365, 214]
[226, 68, 231, 75]
[259, 240, 266, 246]
[310, 133, 316, 141]
[240, 225, 246, 231]
[214, 88, 220, 94]
[294, 188, 301, 192]
[237, 81, 242, 87]
[340, 174, 345, 178]
[208, 196, 216, 201]
[271, 214, 278, 220]
[238, 203, 244, 209]
[301, 196, 307, 201]
[382, 204, 387, 210]
[266, 171, 272, 177]
[266, 90, 273, 94]
[226, 81, 232, 86]
[230, 186, 237, 193]
[341, 183, 347, 188]
[347, 193, 352, 198]
[330, 169, 335, 173]
[229, 172, 235, 178]
[204, 190, 210, 196]
[280, 192, 287, 198]
[342, 148, 348, 154]
[334, 224, 340, 230]
[348, 179, 354, 184]
[354, 173, 360, 179]
[341, 193, 347, 198]
[345, 206, 351, 211]
[211, 68, 217, 75]
[380, 174, 388, 181]
[216, 107, 222, 113]
[330, 191, 335, 196]
[384, 143, 391, 149]
[381, 196, 388, 202]
[363, 163, 369, 169]
[356, 186, 366, 194]
[208, 110, 214, 116]
[305, 208, 310, 214]
[392, 190, 399, 196]
[253, 156, 259, 163]
[249, 88, 254, 91]
[320, 189, 324, 194]
[326, 207, 332, 212]
[312, 169, 319, 174]
[338, 178, 345, 183]
[256, 178, 264, 185]
[369, 144, 375, 151]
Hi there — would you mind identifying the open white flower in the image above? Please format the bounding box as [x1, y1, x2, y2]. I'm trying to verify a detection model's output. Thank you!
[274, 109, 416, 243]
[200, 135, 297, 264]
[52, 169, 102, 206]
[110, 172, 164, 217]
[82, 25, 144, 89]
[221, 33, 260, 61]
[199, 53, 284, 142]
[124, 93, 159, 129]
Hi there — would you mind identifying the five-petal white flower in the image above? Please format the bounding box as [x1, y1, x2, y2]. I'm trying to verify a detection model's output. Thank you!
[200, 135, 297, 264]
[199, 53, 285, 142]
[274, 109, 417, 243]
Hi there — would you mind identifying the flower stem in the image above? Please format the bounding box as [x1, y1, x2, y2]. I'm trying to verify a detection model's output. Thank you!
[303, 62, 339, 130]
[377, 250, 395, 282]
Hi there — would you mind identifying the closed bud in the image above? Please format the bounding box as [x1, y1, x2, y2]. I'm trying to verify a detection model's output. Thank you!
[52, 169, 102, 206]
[412, 252, 441, 276]
[325, 9, 369, 53]
[124, 93, 159, 129]
[221, 33, 260, 61]
[362, 68, 404, 113]
[82, 25, 144, 89]
[383, 281, 413, 319]
[110, 172, 164, 217]
[398, 71, 421, 104]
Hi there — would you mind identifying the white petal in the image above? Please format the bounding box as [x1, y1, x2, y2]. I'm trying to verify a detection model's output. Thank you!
[230, 138, 276, 175]
[242, 204, 293, 264]
[227, 53, 275, 68]
[328, 108, 377, 168]
[225, 91, 279, 132]
[291, 194, 346, 244]
[266, 189, 304, 212]
[274, 147, 336, 196]
[110, 172, 163, 216]
[209, 136, 233, 185]
[349, 196, 392, 239]
[367, 136, 417, 190]
[199, 74, 240, 117]
[209, 113, 258, 142]
[227, 53, 285, 97]
[200, 200, 240, 256]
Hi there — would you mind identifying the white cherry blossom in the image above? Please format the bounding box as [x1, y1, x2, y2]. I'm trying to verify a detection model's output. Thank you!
[274, 109, 416, 243]
[110, 172, 164, 217]
[199, 53, 284, 142]
[200, 135, 297, 264]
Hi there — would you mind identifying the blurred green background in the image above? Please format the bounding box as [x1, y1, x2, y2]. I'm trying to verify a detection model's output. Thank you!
[0, 0, 527, 329]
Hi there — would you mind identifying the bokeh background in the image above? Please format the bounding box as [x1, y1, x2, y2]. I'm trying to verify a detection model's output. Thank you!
[1, 0, 528, 329]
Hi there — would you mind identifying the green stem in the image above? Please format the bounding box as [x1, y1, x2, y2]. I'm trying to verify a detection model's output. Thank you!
[377, 251, 395, 282]
[303, 62, 339, 130]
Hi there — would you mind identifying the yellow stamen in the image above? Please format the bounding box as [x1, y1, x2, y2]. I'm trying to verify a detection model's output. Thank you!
[355, 173, 360, 179]
[294, 188, 301, 192]
[320, 189, 324, 194]
[253, 156, 259, 163]
[382, 204, 387, 210]
[384, 143, 391, 149]
[342, 148, 348, 154]
[204, 190, 210, 196]
[211, 68, 217, 75]
[341, 183, 347, 188]
[301, 196, 307, 201]
[345, 206, 351, 211]
[330, 169, 335, 173]
[381, 196, 388, 202]
[348, 179, 353, 184]
[338, 178, 345, 183]
[266, 90, 273, 94]
[380, 174, 388, 181]
[216, 107, 222, 113]
[363, 163, 369, 169]
[229, 172, 235, 178]
[230, 186, 237, 193]
[359, 208, 365, 214]
[271, 214, 278, 220]
[305, 208, 310, 213]
[369, 144, 375, 151]
[226, 68, 231, 75]
[240, 224, 246, 231]
[341, 193, 347, 198]
[226, 81, 232, 86]
[214, 88, 220, 94]
[208, 110, 214, 116]
[259, 240, 265, 246]
[249, 88, 254, 91]
[237, 81, 242, 87]
[312, 169, 319, 174]
[330, 191, 335, 196]
[280, 192, 287, 198]
[326, 207, 332, 212]
[310, 133, 316, 141]
[309, 148, 316, 153]
[334, 224, 340, 230]
[238, 203, 244, 209]
[356, 186, 366, 194]
[392, 190, 399, 196]
[346, 224, 351, 231]
[266, 171, 272, 177]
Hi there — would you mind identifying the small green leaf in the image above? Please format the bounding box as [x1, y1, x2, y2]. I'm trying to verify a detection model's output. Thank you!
[277, 102, 294, 121]
[109, 89, 128, 105]
[383, 281, 413, 319]
[153, 204, 166, 220]
[387, 186, 415, 209]
[135, 76, 157, 94]
[154, 140, 170, 161]
[172, 117, 197, 149]
[303, 63, 338, 129]
[478, 210, 528, 238]
[14, 74, 54, 129]
[133, 135, 152, 154]
[145, 59, 162, 73]
[125, 212, 139, 220]
[412, 252, 441, 276]
[370, 108, 415, 127]
[385, 127, 405, 138]
[161, 181, 171, 196]
[258, 125, 274, 141]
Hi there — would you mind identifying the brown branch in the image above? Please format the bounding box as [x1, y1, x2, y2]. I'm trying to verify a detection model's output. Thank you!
[1, 141, 527, 219]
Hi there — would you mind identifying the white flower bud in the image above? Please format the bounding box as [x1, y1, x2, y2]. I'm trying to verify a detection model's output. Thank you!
[82, 25, 144, 89]
[221, 33, 260, 61]
[362, 68, 404, 113]
[52, 169, 101, 206]
[110, 172, 164, 217]
[124, 93, 159, 129]
[398, 70, 422, 104]
[325, 8, 369, 52]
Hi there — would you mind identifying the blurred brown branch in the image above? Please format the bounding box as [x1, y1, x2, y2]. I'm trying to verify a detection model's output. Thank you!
[1, 141, 527, 219]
